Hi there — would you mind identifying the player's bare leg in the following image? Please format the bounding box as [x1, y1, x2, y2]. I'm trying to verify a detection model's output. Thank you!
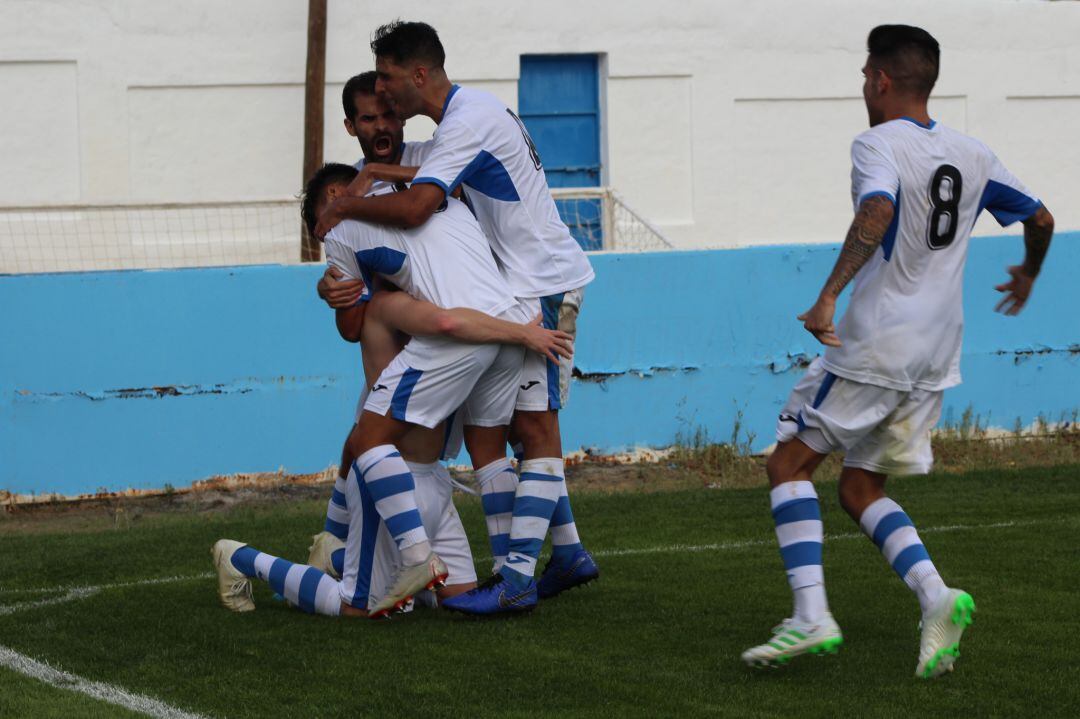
[743, 439, 843, 667]
[839, 466, 975, 678]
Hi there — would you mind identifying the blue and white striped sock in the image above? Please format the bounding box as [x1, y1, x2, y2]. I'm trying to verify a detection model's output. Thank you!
[355, 445, 430, 565]
[324, 473, 349, 576]
[230, 546, 341, 616]
[771, 481, 829, 623]
[475, 458, 518, 572]
[859, 497, 948, 614]
[549, 487, 583, 563]
[502, 458, 565, 587]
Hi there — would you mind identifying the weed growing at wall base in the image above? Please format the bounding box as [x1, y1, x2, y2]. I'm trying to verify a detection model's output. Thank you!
[1, 465, 1078, 717]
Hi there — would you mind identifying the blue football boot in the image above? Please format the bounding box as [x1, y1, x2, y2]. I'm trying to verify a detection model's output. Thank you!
[441, 573, 537, 615]
[537, 549, 600, 599]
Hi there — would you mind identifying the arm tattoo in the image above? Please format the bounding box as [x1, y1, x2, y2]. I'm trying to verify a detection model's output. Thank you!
[821, 196, 895, 299]
[1021, 206, 1054, 277]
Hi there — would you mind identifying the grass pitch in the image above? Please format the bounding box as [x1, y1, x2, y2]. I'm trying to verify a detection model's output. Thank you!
[1, 464, 1078, 718]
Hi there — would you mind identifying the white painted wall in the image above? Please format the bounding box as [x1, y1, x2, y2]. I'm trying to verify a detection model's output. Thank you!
[1, 0, 1078, 248]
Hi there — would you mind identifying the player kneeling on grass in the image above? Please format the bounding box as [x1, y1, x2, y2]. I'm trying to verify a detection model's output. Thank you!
[742, 25, 1054, 678]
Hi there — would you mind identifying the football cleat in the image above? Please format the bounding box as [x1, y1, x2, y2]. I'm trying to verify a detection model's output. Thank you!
[916, 588, 975, 679]
[306, 531, 345, 580]
[741, 613, 843, 668]
[367, 552, 448, 619]
[441, 573, 538, 615]
[211, 539, 255, 613]
[537, 549, 600, 599]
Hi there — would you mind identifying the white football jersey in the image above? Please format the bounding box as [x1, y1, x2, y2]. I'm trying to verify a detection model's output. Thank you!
[823, 117, 1042, 392]
[413, 85, 596, 299]
[324, 186, 517, 367]
[353, 139, 434, 171]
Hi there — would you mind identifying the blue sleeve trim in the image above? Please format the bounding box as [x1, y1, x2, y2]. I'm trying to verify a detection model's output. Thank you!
[858, 190, 896, 207]
[412, 176, 450, 196]
[978, 179, 1042, 228]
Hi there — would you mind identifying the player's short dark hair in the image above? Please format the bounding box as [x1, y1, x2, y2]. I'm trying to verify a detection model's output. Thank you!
[301, 163, 359, 237]
[370, 21, 445, 69]
[867, 25, 940, 98]
[341, 71, 378, 120]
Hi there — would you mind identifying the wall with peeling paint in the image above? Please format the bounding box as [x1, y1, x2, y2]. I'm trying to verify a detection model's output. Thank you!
[2, 235, 1077, 495]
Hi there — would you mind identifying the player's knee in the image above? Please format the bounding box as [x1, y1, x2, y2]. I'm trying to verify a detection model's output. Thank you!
[837, 476, 879, 519]
[513, 411, 556, 446]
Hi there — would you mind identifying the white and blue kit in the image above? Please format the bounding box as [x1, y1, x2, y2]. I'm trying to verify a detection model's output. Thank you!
[778, 117, 1043, 474]
[324, 186, 531, 430]
[413, 85, 594, 411]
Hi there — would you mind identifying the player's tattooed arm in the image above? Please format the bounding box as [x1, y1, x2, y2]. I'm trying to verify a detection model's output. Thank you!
[823, 195, 895, 299]
[798, 195, 895, 347]
[995, 205, 1054, 315]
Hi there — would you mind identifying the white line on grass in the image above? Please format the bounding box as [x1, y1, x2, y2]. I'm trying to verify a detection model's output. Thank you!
[0, 587, 101, 616]
[589, 519, 1034, 559]
[0, 644, 211, 719]
[0, 573, 212, 598]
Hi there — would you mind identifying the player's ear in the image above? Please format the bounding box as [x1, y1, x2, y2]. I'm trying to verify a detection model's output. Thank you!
[413, 64, 427, 88]
[344, 118, 357, 137]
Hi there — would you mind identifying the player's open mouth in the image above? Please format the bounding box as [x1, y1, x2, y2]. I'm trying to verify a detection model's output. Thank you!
[374, 136, 393, 156]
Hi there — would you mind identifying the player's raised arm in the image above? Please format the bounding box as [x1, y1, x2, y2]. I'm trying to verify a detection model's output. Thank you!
[995, 205, 1054, 316]
[315, 183, 445, 236]
[799, 195, 896, 346]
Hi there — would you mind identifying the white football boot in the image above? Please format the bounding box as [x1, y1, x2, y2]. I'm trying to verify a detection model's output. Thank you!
[367, 552, 448, 619]
[916, 588, 975, 679]
[211, 539, 255, 612]
[306, 531, 345, 580]
[742, 613, 844, 667]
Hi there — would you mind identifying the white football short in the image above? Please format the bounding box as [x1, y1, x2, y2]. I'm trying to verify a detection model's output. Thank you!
[354, 387, 464, 461]
[776, 357, 943, 476]
[516, 288, 584, 412]
[338, 460, 477, 610]
[364, 332, 525, 430]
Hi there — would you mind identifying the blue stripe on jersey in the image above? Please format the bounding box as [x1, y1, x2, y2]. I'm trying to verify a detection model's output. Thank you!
[899, 116, 936, 130]
[454, 151, 521, 202]
[442, 84, 461, 116]
[881, 187, 902, 262]
[811, 372, 836, 409]
[357, 247, 407, 275]
[977, 180, 1042, 228]
[390, 368, 423, 421]
[858, 190, 896, 206]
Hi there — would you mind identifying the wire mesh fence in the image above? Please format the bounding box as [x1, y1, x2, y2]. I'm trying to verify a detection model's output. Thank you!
[0, 188, 674, 275]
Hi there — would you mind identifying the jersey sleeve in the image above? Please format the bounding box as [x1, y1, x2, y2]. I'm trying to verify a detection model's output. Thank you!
[850, 135, 900, 209]
[324, 228, 372, 304]
[979, 151, 1042, 227]
[412, 117, 485, 196]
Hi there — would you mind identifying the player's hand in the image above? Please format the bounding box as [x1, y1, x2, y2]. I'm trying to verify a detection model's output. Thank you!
[314, 201, 343, 239]
[317, 266, 365, 309]
[798, 296, 842, 347]
[994, 265, 1036, 316]
[522, 312, 574, 363]
[347, 167, 374, 198]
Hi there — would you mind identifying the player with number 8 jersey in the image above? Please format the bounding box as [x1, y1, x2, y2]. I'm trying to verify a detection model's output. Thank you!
[823, 115, 1040, 392]
[742, 24, 1054, 678]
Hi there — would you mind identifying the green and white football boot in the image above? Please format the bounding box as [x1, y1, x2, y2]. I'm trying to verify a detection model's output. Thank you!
[742, 613, 843, 667]
[916, 588, 975, 679]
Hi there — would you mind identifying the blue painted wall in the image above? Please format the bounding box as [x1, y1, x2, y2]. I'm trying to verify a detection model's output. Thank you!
[2, 233, 1076, 495]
